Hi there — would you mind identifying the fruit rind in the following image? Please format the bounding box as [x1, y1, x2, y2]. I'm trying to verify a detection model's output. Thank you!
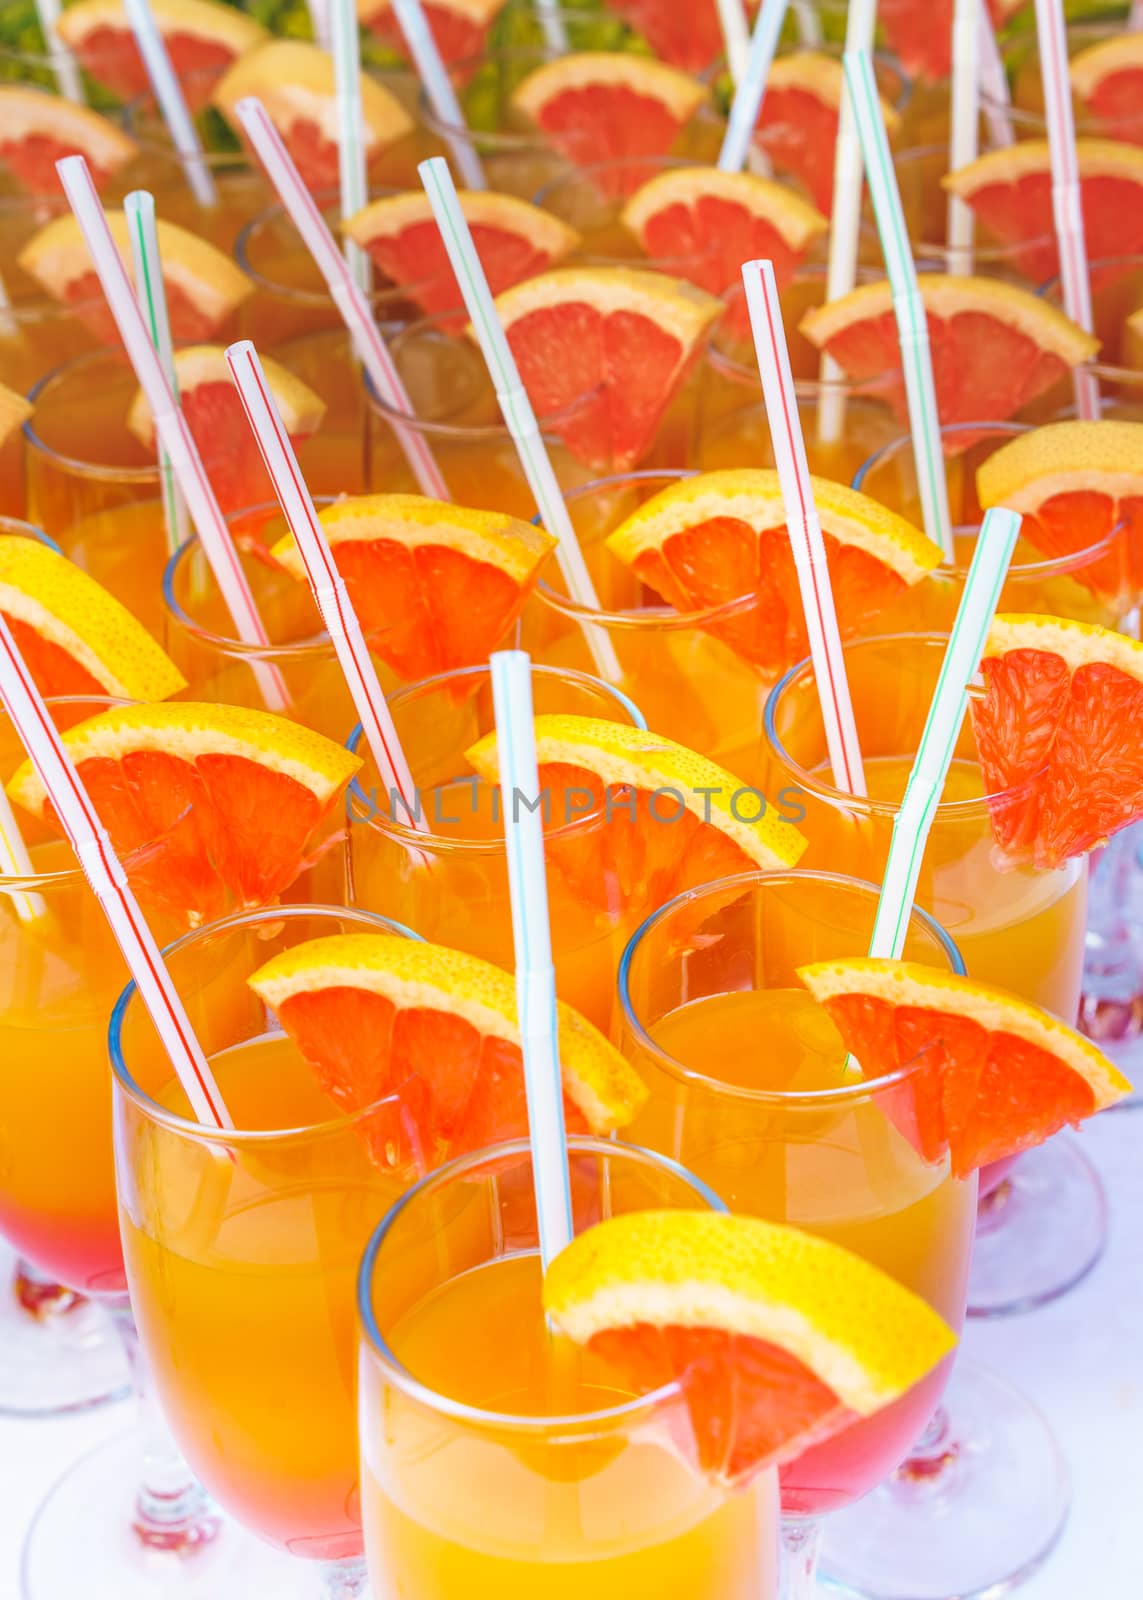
[620, 166, 827, 252]
[984, 612, 1143, 688]
[0, 87, 139, 175]
[489, 264, 723, 345]
[56, 0, 267, 55]
[343, 188, 581, 260]
[1069, 35, 1143, 101]
[975, 420, 1143, 510]
[765, 51, 901, 131]
[126, 346, 326, 449]
[510, 52, 708, 124]
[943, 137, 1143, 196]
[213, 40, 414, 152]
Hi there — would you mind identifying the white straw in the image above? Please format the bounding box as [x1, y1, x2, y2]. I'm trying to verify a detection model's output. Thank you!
[742, 259, 866, 797]
[490, 648, 573, 1272]
[0, 613, 232, 1126]
[331, 0, 372, 297]
[718, 0, 792, 173]
[716, 0, 752, 83]
[978, 1, 1015, 149]
[391, 0, 486, 189]
[306, 0, 331, 47]
[868, 507, 1020, 959]
[1131, 0, 1143, 29]
[947, 0, 979, 275]
[418, 156, 622, 683]
[0, 268, 17, 341]
[0, 786, 45, 925]
[123, 0, 217, 208]
[233, 97, 450, 499]
[56, 156, 289, 711]
[534, 0, 568, 51]
[792, 0, 823, 44]
[34, 0, 85, 103]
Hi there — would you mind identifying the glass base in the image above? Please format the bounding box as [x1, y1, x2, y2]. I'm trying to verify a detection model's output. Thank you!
[820, 1363, 1069, 1600]
[968, 1136, 1107, 1318]
[0, 1251, 131, 1417]
[22, 1430, 318, 1599]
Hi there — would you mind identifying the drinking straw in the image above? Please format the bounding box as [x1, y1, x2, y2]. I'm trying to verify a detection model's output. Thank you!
[741, 258, 867, 797]
[977, 2, 1015, 149]
[490, 648, 573, 1270]
[224, 338, 425, 832]
[715, 0, 752, 84]
[843, 49, 954, 560]
[330, 0, 372, 297]
[533, 0, 568, 52]
[0, 788, 45, 925]
[0, 611, 232, 1127]
[391, 0, 487, 189]
[718, 0, 792, 174]
[56, 156, 290, 712]
[233, 97, 450, 499]
[0, 268, 16, 341]
[947, 0, 980, 275]
[123, 0, 217, 208]
[867, 506, 1020, 960]
[124, 191, 191, 560]
[791, 0, 823, 46]
[1033, 0, 1100, 421]
[33, 0, 85, 103]
[418, 156, 622, 682]
[306, 0, 331, 48]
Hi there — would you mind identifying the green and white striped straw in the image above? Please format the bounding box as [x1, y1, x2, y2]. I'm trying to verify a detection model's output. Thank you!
[843, 48, 954, 560]
[867, 506, 1021, 961]
[124, 191, 190, 559]
[331, 0, 372, 297]
[718, 0, 791, 173]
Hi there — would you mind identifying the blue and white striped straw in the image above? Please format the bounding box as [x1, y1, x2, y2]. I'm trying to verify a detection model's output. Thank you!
[331, 0, 372, 297]
[491, 649, 573, 1271]
[392, 0, 486, 189]
[123, 0, 216, 207]
[718, 0, 791, 172]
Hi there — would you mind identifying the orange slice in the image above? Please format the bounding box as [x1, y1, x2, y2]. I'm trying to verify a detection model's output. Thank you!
[510, 53, 708, 199]
[800, 275, 1098, 437]
[604, 469, 942, 673]
[56, 0, 267, 112]
[357, 0, 509, 70]
[971, 614, 1143, 868]
[0, 383, 31, 451]
[877, 0, 1026, 84]
[213, 40, 414, 192]
[18, 210, 253, 345]
[127, 345, 325, 518]
[601, 0, 757, 72]
[1070, 34, 1143, 147]
[490, 266, 722, 471]
[8, 702, 360, 925]
[976, 420, 1143, 602]
[270, 494, 557, 681]
[0, 537, 186, 700]
[0, 87, 138, 194]
[248, 934, 648, 1174]
[799, 957, 1130, 1176]
[544, 1210, 957, 1485]
[943, 140, 1143, 285]
[342, 190, 580, 322]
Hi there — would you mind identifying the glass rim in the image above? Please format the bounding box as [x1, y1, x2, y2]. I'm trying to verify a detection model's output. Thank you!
[885, 144, 1059, 263]
[1038, 252, 1143, 298]
[617, 867, 965, 1106]
[108, 903, 422, 1144]
[357, 1134, 727, 1433]
[25, 349, 160, 483]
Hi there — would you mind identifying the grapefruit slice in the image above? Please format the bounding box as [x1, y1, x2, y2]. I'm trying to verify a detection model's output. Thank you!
[1070, 34, 1143, 147]
[0, 384, 31, 451]
[0, 87, 138, 194]
[18, 210, 253, 345]
[126, 345, 325, 519]
[799, 958, 1130, 1176]
[0, 537, 186, 700]
[213, 40, 414, 192]
[604, 469, 942, 674]
[509, 53, 708, 200]
[971, 614, 1143, 868]
[356, 0, 509, 70]
[600, 0, 757, 73]
[270, 494, 557, 681]
[943, 140, 1143, 286]
[7, 702, 361, 925]
[248, 934, 647, 1173]
[465, 714, 808, 923]
[799, 276, 1098, 436]
[342, 190, 580, 322]
[753, 53, 900, 216]
[877, 0, 1026, 85]
[543, 1210, 957, 1485]
[976, 420, 1143, 604]
[55, 0, 266, 112]
[490, 266, 722, 472]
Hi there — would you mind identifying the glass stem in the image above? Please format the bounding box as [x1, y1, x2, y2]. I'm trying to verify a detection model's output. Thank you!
[319, 1557, 370, 1598]
[780, 1517, 823, 1599]
[106, 1300, 222, 1555]
[13, 1258, 82, 1320]
[893, 1404, 959, 1487]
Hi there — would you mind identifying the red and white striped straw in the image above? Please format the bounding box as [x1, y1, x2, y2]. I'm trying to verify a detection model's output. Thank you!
[231, 97, 450, 502]
[54, 157, 290, 713]
[740, 259, 867, 797]
[0, 613, 232, 1129]
[1032, 0, 1100, 421]
[224, 339, 424, 832]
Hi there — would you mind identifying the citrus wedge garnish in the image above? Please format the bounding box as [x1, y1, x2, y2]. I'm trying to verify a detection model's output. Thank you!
[8, 702, 360, 926]
[127, 345, 325, 518]
[466, 714, 807, 922]
[1070, 34, 1143, 147]
[543, 1210, 957, 1485]
[357, 0, 509, 70]
[0, 87, 139, 194]
[943, 139, 1143, 285]
[510, 53, 708, 199]
[799, 957, 1131, 1176]
[800, 275, 1098, 438]
[0, 383, 31, 451]
[603, 468, 942, 673]
[0, 537, 186, 700]
[270, 494, 557, 681]
[19, 210, 253, 345]
[342, 189, 580, 322]
[601, 0, 757, 72]
[876, 0, 1024, 83]
[490, 265, 722, 472]
[971, 613, 1143, 868]
[213, 40, 414, 192]
[248, 933, 647, 1173]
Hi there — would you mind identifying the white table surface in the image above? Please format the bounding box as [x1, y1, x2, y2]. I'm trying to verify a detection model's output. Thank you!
[0, 1109, 1140, 1597]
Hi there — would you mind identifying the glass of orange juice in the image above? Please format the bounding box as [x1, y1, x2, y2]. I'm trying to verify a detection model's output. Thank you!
[357, 1134, 781, 1600]
[1038, 253, 1143, 377]
[0, 195, 102, 400]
